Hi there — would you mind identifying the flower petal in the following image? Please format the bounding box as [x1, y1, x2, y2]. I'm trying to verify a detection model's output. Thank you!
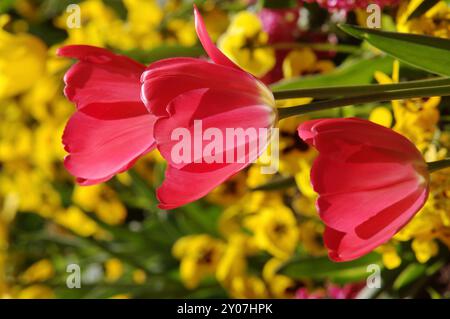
[154, 88, 274, 208]
[324, 188, 428, 261]
[63, 111, 156, 183]
[58, 45, 146, 117]
[154, 88, 274, 169]
[141, 57, 264, 116]
[298, 118, 430, 261]
[157, 162, 248, 210]
[193, 5, 240, 70]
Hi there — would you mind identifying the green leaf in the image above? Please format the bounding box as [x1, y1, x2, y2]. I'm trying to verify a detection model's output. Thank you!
[393, 263, 427, 290]
[122, 45, 205, 64]
[0, 0, 15, 13]
[279, 253, 382, 284]
[407, 0, 440, 21]
[271, 55, 394, 91]
[339, 24, 450, 76]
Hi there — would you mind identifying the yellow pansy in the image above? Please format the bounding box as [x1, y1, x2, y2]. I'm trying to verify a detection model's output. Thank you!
[397, 0, 450, 38]
[378, 244, 402, 269]
[55, 0, 120, 47]
[0, 15, 46, 99]
[412, 239, 439, 263]
[245, 204, 299, 259]
[16, 285, 54, 299]
[228, 275, 268, 299]
[72, 184, 127, 225]
[369, 106, 393, 128]
[105, 258, 124, 283]
[172, 235, 224, 289]
[298, 220, 327, 256]
[216, 235, 248, 285]
[123, 0, 163, 35]
[166, 19, 197, 47]
[132, 269, 147, 285]
[20, 259, 54, 284]
[375, 60, 440, 151]
[207, 172, 248, 206]
[218, 11, 275, 77]
[263, 258, 298, 298]
[282, 48, 334, 79]
[54, 206, 100, 237]
[202, 7, 230, 41]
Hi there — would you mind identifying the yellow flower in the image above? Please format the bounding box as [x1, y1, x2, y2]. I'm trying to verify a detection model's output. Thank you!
[397, 0, 450, 38]
[132, 269, 147, 285]
[55, 0, 122, 48]
[172, 235, 224, 289]
[202, 7, 229, 41]
[207, 172, 247, 206]
[0, 15, 46, 99]
[218, 11, 275, 77]
[105, 258, 124, 283]
[20, 259, 54, 284]
[16, 285, 54, 299]
[228, 275, 268, 299]
[375, 60, 440, 151]
[263, 258, 297, 298]
[278, 116, 317, 176]
[166, 19, 197, 46]
[369, 106, 393, 128]
[294, 160, 316, 199]
[297, 220, 327, 256]
[412, 239, 439, 263]
[378, 244, 402, 269]
[245, 204, 299, 259]
[72, 184, 127, 225]
[54, 206, 100, 237]
[216, 235, 248, 285]
[123, 0, 163, 35]
[282, 48, 334, 79]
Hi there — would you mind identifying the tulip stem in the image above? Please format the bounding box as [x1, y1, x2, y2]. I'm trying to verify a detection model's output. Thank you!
[277, 85, 450, 119]
[272, 77, 450, 100]
[428, 159, 450, 173]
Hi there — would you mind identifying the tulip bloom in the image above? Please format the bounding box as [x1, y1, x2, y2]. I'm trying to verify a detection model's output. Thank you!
[298, 118, 429, 261]
[59, 7, 276, 209]
[58, 45, 157, 185]
[142, 7, 276, 209]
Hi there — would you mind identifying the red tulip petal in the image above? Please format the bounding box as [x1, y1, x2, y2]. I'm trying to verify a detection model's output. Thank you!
[317, 178, 422, 232]
[298, 118, 430, 261]
[193, 5, 240, 70]
[141, 58, 264, 116]
[154, 88, 274, 169]
[58, 45, 146, 117]
[324, 188, 428, 261]
[157, 162, 248, 210]
[153, 88, 274, 209]
[63, 111, 156, 183]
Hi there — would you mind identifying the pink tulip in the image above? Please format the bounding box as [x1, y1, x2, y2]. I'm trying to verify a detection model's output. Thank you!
[58, 45, 157, 185]
[298, 118, 429, 261]
[141, 6, 276, 209]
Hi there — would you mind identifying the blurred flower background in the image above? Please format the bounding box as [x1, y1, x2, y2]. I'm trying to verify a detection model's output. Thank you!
[0, 0, 450, 299]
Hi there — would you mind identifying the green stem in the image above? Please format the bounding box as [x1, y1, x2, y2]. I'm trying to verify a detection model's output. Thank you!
[278, 85, 450, 119]
[250, 176, 296, 191]
[273, 77, 450, 100]
[427, 159, 450, 173]
[264, 42, 362, 54]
